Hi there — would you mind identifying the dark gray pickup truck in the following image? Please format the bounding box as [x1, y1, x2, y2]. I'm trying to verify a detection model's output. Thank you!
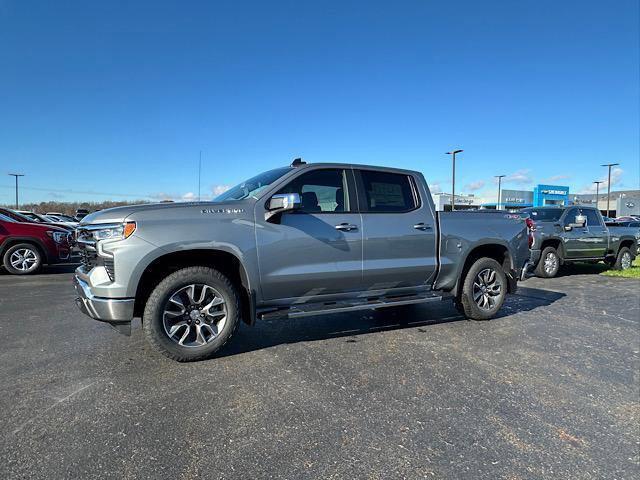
[523, 206, 639, 278]
[73, 160, 532, 361]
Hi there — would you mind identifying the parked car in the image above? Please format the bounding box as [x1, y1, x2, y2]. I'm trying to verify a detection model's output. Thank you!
[0, 208, 74, 231]
[607, 220, 640, 228]
[522, 206, 639, 277]
[44, 214, 79, 228]
[614, 216, 639, 223]
[75, 209, 90, 221]
[0, 213, 72, 274]
[73, 160, 533, 361]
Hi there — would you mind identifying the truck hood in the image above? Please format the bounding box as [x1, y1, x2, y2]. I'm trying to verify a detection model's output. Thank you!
[80, 201, 252, 225]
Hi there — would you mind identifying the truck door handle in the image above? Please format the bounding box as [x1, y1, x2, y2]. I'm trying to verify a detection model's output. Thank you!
[413, 223, 432, 231]
[335, 223, 358, 232]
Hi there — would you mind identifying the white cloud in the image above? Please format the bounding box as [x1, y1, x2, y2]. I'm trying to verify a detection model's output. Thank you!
[181, 192, 197, 202]
[578, 167, 624, 194]
[429, 183, 442, 194]
[465, 180, 485, 191]
[503, 169, 533, 185]
[544, 174, 571, 183]
[211, 184, 230, 196]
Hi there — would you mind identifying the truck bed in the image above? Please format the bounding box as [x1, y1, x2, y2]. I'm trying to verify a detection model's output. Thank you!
[434, 210, 530, 292]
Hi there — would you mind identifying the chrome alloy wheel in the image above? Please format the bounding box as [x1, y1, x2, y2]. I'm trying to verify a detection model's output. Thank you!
[162, 284, 227, 347]
[9, 248, 38, 272]
[472, 268, 503, 311]
[621, 251, 632, 270]
[543, 252, 558, 275]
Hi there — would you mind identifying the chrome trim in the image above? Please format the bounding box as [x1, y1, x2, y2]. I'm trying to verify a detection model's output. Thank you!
[73, 275, 134, 322]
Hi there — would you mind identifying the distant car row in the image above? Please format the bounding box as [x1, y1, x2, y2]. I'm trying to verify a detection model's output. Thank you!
[0, 210, 74, 274]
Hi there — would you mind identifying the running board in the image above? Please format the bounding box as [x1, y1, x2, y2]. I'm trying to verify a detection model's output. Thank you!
[258, 293, 449, 321]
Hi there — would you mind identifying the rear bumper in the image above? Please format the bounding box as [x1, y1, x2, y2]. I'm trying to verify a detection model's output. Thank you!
[520, 248, 542, 280]
[73, 275, 134, 324]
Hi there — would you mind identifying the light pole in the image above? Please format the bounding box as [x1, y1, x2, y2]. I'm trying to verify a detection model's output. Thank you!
[495, 175, 506, 210]
[8, 173, 24, 210]
[601, 163, 619, 217]
[446, 149, 463, 211]
[593, 181, 603, 212]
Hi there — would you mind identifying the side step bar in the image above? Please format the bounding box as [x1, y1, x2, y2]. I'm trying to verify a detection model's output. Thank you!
[258, 293, 450, 321]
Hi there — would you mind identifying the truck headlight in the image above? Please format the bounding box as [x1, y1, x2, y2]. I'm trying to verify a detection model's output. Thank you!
[92, 222, 137, 242]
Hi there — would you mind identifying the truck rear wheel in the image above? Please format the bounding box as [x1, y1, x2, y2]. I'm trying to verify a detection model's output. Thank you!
[613, 247, 633, 271]
[143, 266, 241, 362]
[535, 246, 560, 278]
[457, 257, 507, 321]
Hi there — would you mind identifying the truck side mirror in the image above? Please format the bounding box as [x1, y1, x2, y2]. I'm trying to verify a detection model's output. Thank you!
[265, 193, 301, 221]
[564, 225, 572, 232]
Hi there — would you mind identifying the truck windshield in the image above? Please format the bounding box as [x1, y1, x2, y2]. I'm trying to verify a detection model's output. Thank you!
[521, 208, 563, 222]
[215, 167, 292, 201]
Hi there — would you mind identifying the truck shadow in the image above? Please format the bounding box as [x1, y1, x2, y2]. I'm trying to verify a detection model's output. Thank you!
[555, 262, 610, 277]
[216, 286, 566, 359]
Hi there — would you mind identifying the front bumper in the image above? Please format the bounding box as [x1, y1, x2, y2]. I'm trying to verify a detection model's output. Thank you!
[73, 275, 134, 331]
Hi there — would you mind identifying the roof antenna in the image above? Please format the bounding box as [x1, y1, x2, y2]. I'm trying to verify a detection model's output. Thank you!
[291, 157, 306, 167]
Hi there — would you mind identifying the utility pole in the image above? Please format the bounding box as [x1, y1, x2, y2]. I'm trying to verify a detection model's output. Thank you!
[600, 163, 619, 217]
[446, 149, 463, 211]
[593, 181, 603, 212]
[198, 150, 202, 202]
[495, 175, 506, 210]
[8, 173, 24, 209]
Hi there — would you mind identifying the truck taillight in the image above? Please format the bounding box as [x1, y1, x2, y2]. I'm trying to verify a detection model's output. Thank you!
[525, 217, 536, 231]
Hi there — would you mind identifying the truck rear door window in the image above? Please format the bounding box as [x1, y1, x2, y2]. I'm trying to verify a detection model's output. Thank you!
[359, 171, 417, 213]
[582, 209, 602, 227]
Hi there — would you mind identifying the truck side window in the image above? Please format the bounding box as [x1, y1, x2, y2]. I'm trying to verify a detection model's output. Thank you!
[277, 169, 349, 213]
[582, 209, 601, 227]
[359, 170, 417, 213]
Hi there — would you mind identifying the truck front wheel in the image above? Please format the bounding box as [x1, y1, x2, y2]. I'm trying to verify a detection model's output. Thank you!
[143, 266, 241, 362]
[457, 257, 507, 321]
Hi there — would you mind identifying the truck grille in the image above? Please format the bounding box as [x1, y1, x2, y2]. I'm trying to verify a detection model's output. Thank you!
[103, 258, 115, 282]
[76, 227, 115, 281]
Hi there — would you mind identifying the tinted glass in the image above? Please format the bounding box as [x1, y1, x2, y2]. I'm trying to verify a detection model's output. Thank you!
[563, 208, 579, 224]
[521, 208, 563, 222]
[277, 169, 348, 213]
[0, 213, 16, 222]
[582, 209, 601, 227]
[360, 170, 416, 212]
[215, 167, 292, 202]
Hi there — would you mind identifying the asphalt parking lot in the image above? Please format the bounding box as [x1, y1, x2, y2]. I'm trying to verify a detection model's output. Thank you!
[0, 266, 638, 479]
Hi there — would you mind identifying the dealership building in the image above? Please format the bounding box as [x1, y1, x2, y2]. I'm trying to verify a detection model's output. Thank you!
[435, 184, 640, 217]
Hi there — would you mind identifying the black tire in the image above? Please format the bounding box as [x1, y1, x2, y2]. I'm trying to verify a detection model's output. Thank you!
[612, 247, 634, 271]
[2, 243, 43, 275]
[143, 266, 241, 362]
[535, 246, 560, 278]
[458, 257, 508, 321]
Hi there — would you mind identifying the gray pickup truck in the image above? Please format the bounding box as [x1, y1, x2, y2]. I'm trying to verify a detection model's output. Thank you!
[73, 160, 531, 361]
[523, 206, 639, 278]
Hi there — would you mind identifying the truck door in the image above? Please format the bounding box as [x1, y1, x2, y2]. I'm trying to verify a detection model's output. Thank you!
[581, 208, 608, 257]
[255, 167, 363, 301]
[355, 169, 437, 290]
[563, 208, 606, 258]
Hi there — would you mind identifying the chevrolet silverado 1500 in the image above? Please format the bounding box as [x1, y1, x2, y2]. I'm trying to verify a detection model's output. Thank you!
[74, 161, 532, 361]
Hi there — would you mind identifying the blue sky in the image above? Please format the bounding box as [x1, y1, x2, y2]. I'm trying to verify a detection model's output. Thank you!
[1, 0, 638, 204]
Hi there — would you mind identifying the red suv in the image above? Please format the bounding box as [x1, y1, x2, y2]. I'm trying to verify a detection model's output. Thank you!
[0, 212, 72, 275]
